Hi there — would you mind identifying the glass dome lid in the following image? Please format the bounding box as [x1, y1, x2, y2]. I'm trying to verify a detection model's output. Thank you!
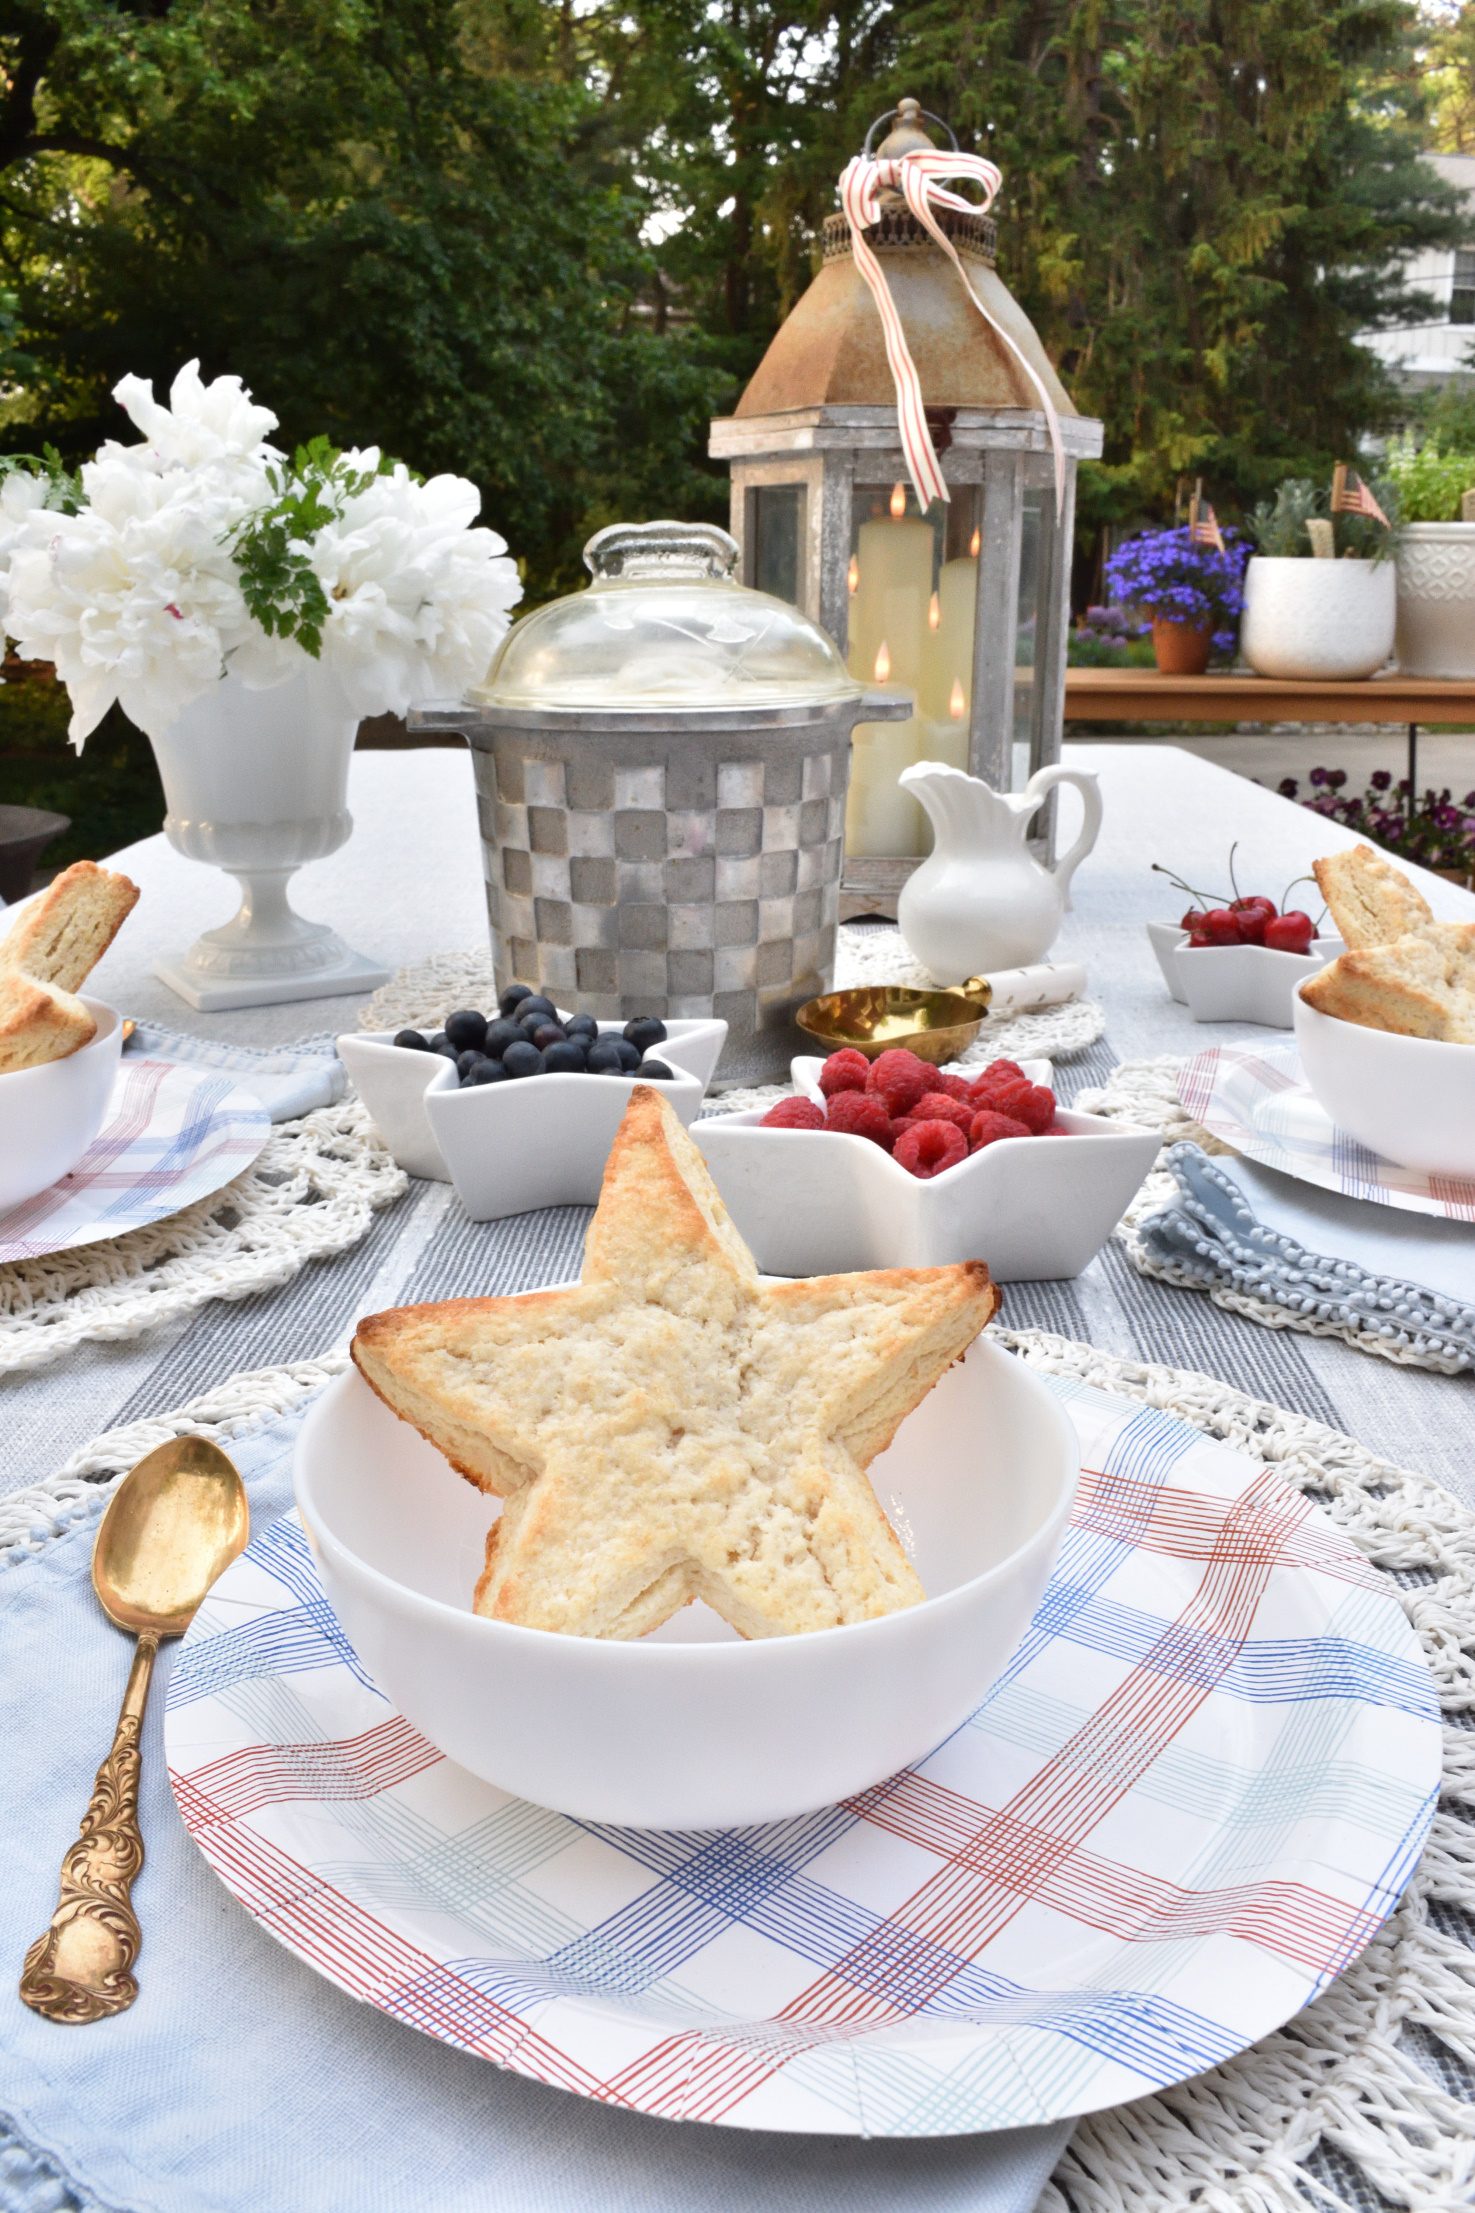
[473, 521, 862, 711]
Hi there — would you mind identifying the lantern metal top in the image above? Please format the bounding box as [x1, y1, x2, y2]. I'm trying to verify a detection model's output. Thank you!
[732, 97, 1077, 423]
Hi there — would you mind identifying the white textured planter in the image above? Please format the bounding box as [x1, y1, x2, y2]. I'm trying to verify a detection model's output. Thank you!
[150, 667, 391, 1011]
[1394, 522, 1475, 678]
[1240, 556, 1396, 680]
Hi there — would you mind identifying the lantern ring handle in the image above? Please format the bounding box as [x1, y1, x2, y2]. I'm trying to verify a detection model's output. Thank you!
[862, 106, 959, 158]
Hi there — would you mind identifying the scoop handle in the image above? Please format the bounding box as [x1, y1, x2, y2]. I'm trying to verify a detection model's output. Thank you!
[19, 1632, 156, 2022]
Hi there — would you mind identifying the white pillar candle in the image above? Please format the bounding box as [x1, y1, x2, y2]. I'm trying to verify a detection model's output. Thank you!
[845, 713, 925, 856]
[846, 498, 934, 857]
[919, 556, 976, 727]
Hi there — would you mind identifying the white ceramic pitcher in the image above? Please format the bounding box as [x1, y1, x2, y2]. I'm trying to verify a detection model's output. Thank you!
[897, 761, 1103, 984]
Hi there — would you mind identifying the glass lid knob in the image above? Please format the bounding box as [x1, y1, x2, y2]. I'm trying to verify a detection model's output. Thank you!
[584, 520, 740, 584]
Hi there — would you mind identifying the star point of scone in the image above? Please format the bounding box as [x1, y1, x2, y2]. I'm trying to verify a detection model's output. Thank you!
[352, 1086, 1000, 1640]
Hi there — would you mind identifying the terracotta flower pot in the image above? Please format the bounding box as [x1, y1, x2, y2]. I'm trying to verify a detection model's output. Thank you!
[1151, 620, 1213, 675]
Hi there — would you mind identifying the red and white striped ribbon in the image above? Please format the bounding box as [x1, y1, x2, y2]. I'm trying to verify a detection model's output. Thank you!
[838, 149, 1066, 515]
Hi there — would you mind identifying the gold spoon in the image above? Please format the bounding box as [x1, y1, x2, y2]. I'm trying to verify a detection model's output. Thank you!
[20, 1437, 249, 2024]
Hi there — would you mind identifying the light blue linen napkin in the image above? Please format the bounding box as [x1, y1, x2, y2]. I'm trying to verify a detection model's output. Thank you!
[122, 1023, 346, 1123]
[1138, 1143, 1475, 1369]
[0, 1408, 1071, 2213]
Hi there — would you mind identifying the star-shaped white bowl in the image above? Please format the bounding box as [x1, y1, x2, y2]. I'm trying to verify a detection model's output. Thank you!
[338, 1018, 727, 1209]
[692, 1057, 1160, 1279]
[1146, 920, 1342, 1027]
[293, 1335, 1080, 1828]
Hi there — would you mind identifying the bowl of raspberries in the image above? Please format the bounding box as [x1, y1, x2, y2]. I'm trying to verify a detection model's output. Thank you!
[691, 1044, 1160, 1279]
[338, 991, 726, 1213]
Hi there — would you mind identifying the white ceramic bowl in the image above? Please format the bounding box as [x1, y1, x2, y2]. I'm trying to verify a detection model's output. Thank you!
[691, 1057, 1160, 1278]
[1146, 920, 1341, 1026]
[293, 1339, 1079, 1829]
[338, 1017, 727, 1206]
[0, 999, 124, 1212]
[1293, 982, 1475, 1178]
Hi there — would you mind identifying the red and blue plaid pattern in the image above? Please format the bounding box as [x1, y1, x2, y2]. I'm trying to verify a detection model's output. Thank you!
[165, 1376, 1439, 2135]
[1181, 1040, 1475, 1221]
[0, 1059, 270, 1263]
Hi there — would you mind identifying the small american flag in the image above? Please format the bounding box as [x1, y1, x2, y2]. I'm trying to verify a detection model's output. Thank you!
[1331, 464, 1389, 529]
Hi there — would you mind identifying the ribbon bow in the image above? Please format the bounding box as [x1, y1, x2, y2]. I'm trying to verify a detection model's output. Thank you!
[839, 149, 1066, 516]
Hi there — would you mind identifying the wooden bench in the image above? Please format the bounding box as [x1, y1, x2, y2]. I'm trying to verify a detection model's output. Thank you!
[1060, 668, 1475, 795]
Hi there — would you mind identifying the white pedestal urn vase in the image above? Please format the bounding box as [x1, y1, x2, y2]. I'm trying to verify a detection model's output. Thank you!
[1394, 523, 1475, 678]
[1240, 556, 1396, 680]
[149, 667, 391, 1012]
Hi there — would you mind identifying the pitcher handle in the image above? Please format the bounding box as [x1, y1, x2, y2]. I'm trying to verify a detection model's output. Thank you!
[1022, 766, 1102, 912]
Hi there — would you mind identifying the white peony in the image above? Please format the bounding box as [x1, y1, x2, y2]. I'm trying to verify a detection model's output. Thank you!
[0, 471, 54, 634]
[2, 363, 522, 744]
[307, 456, 522, 715]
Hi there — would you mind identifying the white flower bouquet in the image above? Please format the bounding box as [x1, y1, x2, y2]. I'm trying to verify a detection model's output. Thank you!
[1, 361, 523, 745]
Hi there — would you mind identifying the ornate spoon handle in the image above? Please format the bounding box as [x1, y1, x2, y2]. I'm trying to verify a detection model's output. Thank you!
[20, 1633, 157, 2022]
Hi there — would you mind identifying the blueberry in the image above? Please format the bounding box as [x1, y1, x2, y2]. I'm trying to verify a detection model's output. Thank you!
[393, 1028, 430, 1051]
[519, 994, 557, 1022]
[611, 1037, 642, 1071]
[624, 1016, 667, 1053]
[427, 1031, 449, 1052]
[542, 1040, 588, 1074]
[498, 983, 534, 1015]
[564, 1013, 599, 1040]
[463, 1056, 509, 1085]
[586, 1041, 627, 1074]
[482, 1018, 522, 1059]
[444, 1008, 488, 1053]
[502, 1040, 544, 1078]
[639, 1060, 675, 1081]
[434, 1045, 459, 1064]
[455, 1048, 482, 1078]
[531, 1022, 567, 1050]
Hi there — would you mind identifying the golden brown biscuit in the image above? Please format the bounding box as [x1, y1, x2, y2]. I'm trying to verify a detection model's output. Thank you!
[0, 860, 140, 994]
[353, 1086, 1001, 1640]
[0, 970, 96, 1072]
[1312, 846, 1434, 952]
[1300, 923, 1475, 1041]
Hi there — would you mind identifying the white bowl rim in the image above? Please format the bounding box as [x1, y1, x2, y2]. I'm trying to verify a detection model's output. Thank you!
[1147, 920, 1340, 966]
[700, 1102, 1156, 1171]
[1293, 975, 1475, 1058]
[0, 997, 122, 1090]
[295, 1342, 1080, 1669]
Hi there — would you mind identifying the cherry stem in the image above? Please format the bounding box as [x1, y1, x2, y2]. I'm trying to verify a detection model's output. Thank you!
[1227, 841, 1242, 904]
[1151, 861, 1225, 907]
[1280, 873, 1317, 912]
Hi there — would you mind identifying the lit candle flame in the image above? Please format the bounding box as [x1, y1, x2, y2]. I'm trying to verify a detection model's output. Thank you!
[949, 678, 966, 720]
[970, 527, 981, 557]
[928, 591, 941, 631]
[874, 640, 891, 684]
[890, 483, 907, 519]
[847, 555, 859, 595]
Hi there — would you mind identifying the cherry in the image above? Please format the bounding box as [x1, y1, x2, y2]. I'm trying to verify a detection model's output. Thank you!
[1179, 906, 1205, 934]
[1264, 910, 1315, 954]
[1228, 894, 1276, 945]
[1201, 908, 1244, 944]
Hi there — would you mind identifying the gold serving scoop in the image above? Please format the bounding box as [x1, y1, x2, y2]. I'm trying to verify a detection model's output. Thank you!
[20, 1437, 249, 2023]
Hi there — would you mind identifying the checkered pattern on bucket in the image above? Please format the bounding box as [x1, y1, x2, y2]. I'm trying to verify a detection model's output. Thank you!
[164, 1373, 1440, 2137]
[474, 746, 846, 1031]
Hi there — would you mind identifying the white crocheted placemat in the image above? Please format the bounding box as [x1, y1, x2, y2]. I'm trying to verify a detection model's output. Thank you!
[358, 935, 1107, 1120]
[3, 1328, 1470, 2213]
[1076, 1058, 1475, 1376]
[0, 1100, 406, 1377]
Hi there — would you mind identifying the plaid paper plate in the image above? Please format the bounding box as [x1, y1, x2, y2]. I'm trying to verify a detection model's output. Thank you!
[1180, 1040, 1475, 1222]
[165, 1375, 1439, 2137]
[0, 1059, 271, 1264]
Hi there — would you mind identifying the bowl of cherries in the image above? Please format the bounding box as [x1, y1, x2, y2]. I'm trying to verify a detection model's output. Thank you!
[338, 988, 726, 1214]
[1145, 851, 1342, 1027]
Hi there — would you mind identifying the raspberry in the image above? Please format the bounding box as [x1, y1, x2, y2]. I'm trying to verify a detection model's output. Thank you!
[967, 1059, 1025, 1103]
[906, 1091, 974, 1136]
[925, 1070, 973, 1102]
[866, 1048, 932, 1117]
[760, 1097, 825, 1130]
[988, 1080, 1056, 1133]
[818, 1047, 871, 1099]
[969, 1109, 1031, 1150]
[892, 1119, 968, 1179]
[824, 1091, 896, 1148]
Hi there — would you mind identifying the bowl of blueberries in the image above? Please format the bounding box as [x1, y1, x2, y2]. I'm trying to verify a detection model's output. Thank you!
[338, 985, 727, 1218]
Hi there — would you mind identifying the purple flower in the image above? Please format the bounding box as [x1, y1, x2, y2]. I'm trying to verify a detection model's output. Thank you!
[1102, 526, 1248, 637]
[1370, 769, 1391, 792]
[1278, 777, 1298, 798]
[1309, 767, 1328, 787]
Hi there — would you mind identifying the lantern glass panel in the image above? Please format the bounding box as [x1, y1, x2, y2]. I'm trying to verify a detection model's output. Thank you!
[751, 483, 804, 607]
[1013, 488, 1049, 790]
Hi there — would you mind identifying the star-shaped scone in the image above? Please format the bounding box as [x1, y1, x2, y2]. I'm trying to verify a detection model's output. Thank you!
[352, 1086, 1000, 1640]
